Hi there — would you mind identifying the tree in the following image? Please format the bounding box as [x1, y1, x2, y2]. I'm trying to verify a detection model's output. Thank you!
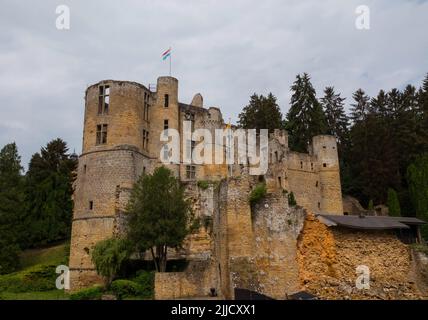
[22, 138, 77, 247]
[91, 238, 130, 287]
[320, 86, 350, 159]
[350, 89, 370, 123]
[387, 188, 401, 217]
[238, 93, 283, 132]
[286, 73, 327, 152]
[0, 143, 24, 274]
[407, 154, 428, 225]
[126, 166, 194, 272]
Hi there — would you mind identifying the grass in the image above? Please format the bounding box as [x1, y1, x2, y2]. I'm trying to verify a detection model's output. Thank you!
[19, 242, 69, 269]
[0, 241, 70, 300]
[0, 290, 69, 300]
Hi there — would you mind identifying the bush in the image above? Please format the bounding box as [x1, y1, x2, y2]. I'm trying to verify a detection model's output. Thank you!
[133, 270, 154, 299]
[0, 264, 57, 293]
[69, 285, 104, 300]
[249, 183, 267, 206]
[110, 279, 142, 299]
[288, 192, 297, 206]
[197, 180, 210, 190]
[91, 238, 130, 286]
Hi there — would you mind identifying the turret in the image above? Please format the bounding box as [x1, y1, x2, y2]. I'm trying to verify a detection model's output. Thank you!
[312, 135, 343, 215]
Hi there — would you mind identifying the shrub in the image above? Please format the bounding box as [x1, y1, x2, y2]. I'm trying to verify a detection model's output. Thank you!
[91, 238, 130, 286]
[288, 192, 297, 206]
[110, 279, 142, 299]
[69, 285, 104, 300]
[0, 264, 57, 293]
[249, 183, 267, 206]
[133, 270, 154, 299]
[197, 180, 210, 190]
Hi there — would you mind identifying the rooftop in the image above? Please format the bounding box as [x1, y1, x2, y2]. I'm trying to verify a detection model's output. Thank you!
[317, 214, 426, 230]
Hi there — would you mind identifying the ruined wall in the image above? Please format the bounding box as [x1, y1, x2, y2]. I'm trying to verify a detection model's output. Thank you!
[297, 215, 423, 299]
[250, 193, 306, 298]
[287, 152, 321, 213]
[154, 261, 218, 299]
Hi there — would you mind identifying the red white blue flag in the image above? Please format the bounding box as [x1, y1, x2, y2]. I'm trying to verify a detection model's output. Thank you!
[162, 48, 171, 60]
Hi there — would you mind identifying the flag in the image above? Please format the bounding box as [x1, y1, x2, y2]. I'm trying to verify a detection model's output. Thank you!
[162, 48, 171, 60]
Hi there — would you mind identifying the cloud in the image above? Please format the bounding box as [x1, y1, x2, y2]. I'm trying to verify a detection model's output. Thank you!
[0, 0, 427, 168]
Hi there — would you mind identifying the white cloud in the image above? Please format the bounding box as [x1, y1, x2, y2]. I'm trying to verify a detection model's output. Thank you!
[0, 0, 427, 168]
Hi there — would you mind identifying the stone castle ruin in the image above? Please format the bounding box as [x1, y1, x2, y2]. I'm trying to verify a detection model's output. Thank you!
[69, 76, 427, 299]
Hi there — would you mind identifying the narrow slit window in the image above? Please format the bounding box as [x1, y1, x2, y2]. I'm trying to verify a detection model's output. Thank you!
[89, 201, 93, 210]
[164, 94, 169, 108]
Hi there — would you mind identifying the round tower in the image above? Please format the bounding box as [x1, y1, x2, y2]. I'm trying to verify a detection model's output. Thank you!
[312, 135, 343, 215]
[150, 76, 181, 176]
[69, 80, 151, 290]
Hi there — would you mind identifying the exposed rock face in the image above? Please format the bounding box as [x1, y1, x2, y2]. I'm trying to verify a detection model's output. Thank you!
[297, 214, 425, 299]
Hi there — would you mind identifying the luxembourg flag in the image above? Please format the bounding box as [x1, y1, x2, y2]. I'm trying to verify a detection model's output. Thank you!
[162, 48, 171, 60]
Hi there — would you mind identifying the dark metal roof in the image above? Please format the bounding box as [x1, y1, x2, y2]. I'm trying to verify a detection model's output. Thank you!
[317, 214, 426, 230]
[288, 291, 318, 300]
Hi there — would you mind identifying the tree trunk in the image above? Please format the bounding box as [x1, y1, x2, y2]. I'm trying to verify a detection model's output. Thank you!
[150, 247, 159, 272]
[159, 245, 168, 272]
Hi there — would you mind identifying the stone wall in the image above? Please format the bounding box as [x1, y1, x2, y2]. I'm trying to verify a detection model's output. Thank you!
[297, 214, 424, 299]
[154, 260, 218, 299]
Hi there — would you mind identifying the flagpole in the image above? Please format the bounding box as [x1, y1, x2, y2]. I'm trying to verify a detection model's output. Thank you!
[169, 47, 172, 76]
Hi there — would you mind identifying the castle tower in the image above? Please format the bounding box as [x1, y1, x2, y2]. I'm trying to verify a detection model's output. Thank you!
[69, 80, 150, 290]
[312, 135, 343, 215]
[150, 76, 181, 176]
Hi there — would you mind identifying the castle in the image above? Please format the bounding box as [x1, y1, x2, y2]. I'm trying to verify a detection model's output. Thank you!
[69, 76, 426, 299]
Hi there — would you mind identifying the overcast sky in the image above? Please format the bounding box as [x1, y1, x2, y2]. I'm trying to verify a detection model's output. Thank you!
[0, 0, 427, 169]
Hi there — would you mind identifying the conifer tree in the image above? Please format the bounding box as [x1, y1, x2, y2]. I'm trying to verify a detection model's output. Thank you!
[286, 73, 327, 152]
[238, 93, 283, 132]
[320, 86, 350, 150]
[387, 188, 401, 217]
[23, 138, 77, 247]
[0, 143, 24, 274]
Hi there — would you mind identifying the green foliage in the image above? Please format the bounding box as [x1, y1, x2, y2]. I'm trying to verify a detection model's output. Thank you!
[286, 73, 327, 152]
[0, 142, 24, 274]
[91, 238, 130, 286]
[0, 264, 57, 293]
[126, 166, 194, 272]
[133, 270, 154, 299]
[238, 93, 283, 132]
[368, 200, 374, 210]
[321, 86, 350, 151]
[197, 180, 210, 190]
[21, 139, 77, 248]
[0, 290, 69, 300]
[288, 192, 297, 206]
[407, 154, 428, 238]
[69, 285, 104, 300]
[110, 279, 142, 299]
[249, 183, 267, 206]
[387, 188, 401, 217]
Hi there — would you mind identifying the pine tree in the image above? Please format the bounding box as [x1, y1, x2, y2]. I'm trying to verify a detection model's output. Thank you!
[320, 86, 350, 151]
[23, 139, 77, 247]
[387, 188, 401, 217]
[0, 143, 24, 274]
[286, 73, 327, 152]
[238, 93, 283, 132]
[407, 154, 428, 225]
[350, 89, 370, 123]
